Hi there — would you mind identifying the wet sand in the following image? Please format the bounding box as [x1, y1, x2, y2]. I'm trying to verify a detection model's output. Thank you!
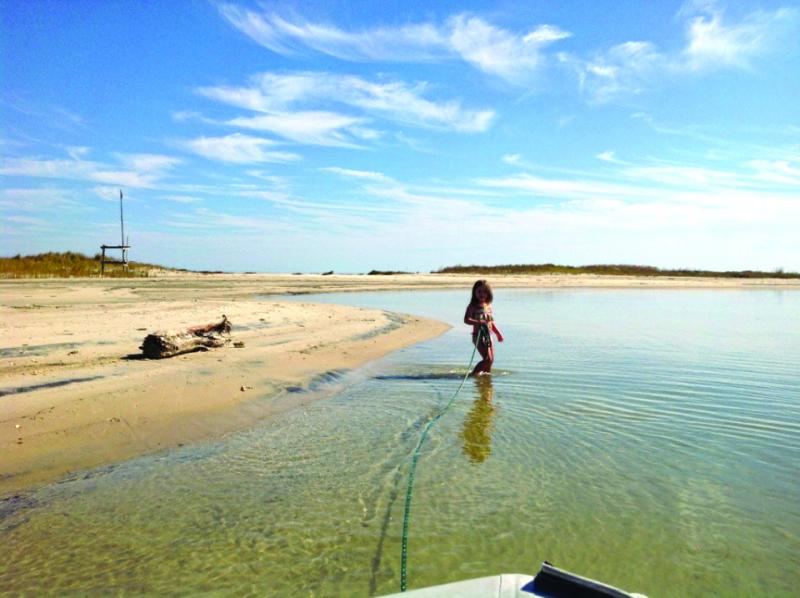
[1, 272, 796, 494]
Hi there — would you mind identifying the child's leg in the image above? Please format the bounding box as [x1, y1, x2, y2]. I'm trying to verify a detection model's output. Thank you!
[471, 344, 490, 376]
[484, 345, 495, 373]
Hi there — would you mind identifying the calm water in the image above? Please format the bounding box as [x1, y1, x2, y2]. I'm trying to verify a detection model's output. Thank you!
[2, 289, 799, 597]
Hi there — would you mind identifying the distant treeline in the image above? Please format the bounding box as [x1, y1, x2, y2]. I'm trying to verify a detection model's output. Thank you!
[0, 252, 177, 278]
[367, 270, 412, 275]
[435, 264, 800, 278]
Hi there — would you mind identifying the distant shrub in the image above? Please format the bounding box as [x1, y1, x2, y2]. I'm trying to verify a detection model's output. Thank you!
[367, 270, 411, 275]
[433, 264, 800, 279]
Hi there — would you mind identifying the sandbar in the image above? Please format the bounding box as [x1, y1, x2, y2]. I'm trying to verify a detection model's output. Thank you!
[1, 272, 797, 494]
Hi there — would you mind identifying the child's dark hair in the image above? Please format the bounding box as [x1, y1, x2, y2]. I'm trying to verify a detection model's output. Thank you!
[470, 279, 494, 306]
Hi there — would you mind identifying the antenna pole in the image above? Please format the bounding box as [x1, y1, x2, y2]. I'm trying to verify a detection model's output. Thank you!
[119, 189, 125, 246]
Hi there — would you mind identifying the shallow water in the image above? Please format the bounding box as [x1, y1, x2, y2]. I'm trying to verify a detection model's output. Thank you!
[2, 289, 799, 597]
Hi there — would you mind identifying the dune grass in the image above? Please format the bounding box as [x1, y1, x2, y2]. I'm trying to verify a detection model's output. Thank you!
[0, 252, 176, 278]
[435, 263, 800, 278]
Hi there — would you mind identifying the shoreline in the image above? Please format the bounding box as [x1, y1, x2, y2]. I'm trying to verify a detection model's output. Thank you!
[2, 272, 797, 495]
[0, 285, 449, 495]
[2, 272, 799, 305]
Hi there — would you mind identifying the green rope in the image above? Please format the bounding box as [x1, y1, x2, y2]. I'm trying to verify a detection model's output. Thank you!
[399, 326, 486, 592]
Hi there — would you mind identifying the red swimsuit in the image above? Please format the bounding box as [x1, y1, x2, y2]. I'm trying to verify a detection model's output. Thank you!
[470, 303, 493, 347]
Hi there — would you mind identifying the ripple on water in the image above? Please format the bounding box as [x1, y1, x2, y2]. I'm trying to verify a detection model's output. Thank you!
[1, 289, 799, 596]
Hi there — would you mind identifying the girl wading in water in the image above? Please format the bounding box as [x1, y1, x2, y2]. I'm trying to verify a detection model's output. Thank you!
[464, 280, 504, 376]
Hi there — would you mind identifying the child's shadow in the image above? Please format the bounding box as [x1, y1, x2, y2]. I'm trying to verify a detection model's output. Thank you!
[461, 376, 496, 464]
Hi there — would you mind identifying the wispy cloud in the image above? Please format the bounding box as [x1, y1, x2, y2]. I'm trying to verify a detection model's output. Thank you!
[115, 153, 182, 172]
[747, 159, 800, 185]
[1, 97, 85, 131]
[447, 16, 569, 83]
[176, 101, 373, 148]
[622, 163, 739, 187]
[226, 111, 366, 147]
[320, 166, 392, 182]
[566, 3, 798, 102]
[0, 152, 177, 188]
[483, 151, 800, 202]
[180, 133, 301, 163]
[218, 5, 570, 83]
[92, 186, 127, 202]
[254, 159, 800, 268]
[2, 214, 49, 228]
[567, 41, 663, 102]
[0, 187, 80, 212]
[596, 150, 619, 163]
[479, 172, 645, 201]
[681, 3, 797, 71]
[67, 146, 91, 160]
[198, 71, 495, 133]
[161, 195, 202, 203]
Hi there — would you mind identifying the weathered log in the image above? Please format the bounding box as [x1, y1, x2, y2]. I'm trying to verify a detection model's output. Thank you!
[186, 315, 232, 335]
[140, 315, 232, 359]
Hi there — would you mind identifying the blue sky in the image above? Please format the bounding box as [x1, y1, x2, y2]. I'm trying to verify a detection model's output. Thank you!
[2, 0, 799, 272]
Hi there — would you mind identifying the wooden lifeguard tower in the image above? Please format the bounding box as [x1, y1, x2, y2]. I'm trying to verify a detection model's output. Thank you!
[100, 189, 130, 274]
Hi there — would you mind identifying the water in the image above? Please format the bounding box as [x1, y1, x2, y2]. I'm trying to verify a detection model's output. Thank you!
[2, 289, 799, 597]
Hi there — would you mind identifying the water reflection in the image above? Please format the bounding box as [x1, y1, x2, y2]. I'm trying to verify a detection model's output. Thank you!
[462, 376, 496, 464]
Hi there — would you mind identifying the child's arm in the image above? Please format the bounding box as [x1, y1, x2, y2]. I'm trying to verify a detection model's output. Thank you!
[491, 321, 504, 342]
[464, 306, 484, 326]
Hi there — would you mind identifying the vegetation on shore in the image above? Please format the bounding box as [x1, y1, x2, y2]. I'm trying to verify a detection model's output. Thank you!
[367, 270, 412, 275]
[435, 264, 800, 278]
[0, 252, 177, 278]
[4, 253, 797, 279]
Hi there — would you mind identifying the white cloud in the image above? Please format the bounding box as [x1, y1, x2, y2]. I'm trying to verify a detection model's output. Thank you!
[92, 186, 124, 201]
[162, 195, 202, 203]
[747, 159, 800, 185]
[199, 72, 495, 133]
[225, 111, 365, 147]
[88, 170, 157, 188]
[243, 171, 293, 192]
[320, 166, 392, 182]
[480, 150, 800, 215]
[524, 24, 572, 44]
[67, 146, 90, 160]
[682, 6, 797, 71]
[3, 214, 47, 227]
[502, 153, 522, 166]
[0, 148, 184, 190]
[115, 153, 182, 172]
[447, 16, 569, 83]
[276, 164, 800, 269]
[350, 126, 382, 140]
[596, 150, 617, 163]
[566, 4, 798, 102]
[218, 5, 570, 83]
[180, 133, 301, 163]
[2, 99, 84, 131]
[342, 76, 495, 132]
[569, 41, 663, 102]
[479, 173, 645, 200]
[0, 157, 159, 188]
[623, 164, 738, 187]
[218, 4, 446, 61]
[0, 187, 78, 211]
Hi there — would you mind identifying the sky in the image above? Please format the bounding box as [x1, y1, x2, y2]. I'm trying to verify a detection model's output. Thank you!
[1, 0, 799, 272]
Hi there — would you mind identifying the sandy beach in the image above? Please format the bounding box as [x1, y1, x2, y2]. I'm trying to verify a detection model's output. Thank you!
[2, 272, 797, 494]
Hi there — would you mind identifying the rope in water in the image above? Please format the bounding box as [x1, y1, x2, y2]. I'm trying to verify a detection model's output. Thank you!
[399, 326, 486, 592]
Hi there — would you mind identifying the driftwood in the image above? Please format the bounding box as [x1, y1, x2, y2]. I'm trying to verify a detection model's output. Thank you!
[141, 315, 232, 359]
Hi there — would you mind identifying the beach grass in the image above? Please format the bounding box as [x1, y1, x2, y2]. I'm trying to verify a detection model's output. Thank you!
[0, 251, 177, 278]
[435, 263, 800, 278]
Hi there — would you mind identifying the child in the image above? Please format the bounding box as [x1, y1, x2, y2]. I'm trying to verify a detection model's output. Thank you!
[464, 280, 503, 376]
